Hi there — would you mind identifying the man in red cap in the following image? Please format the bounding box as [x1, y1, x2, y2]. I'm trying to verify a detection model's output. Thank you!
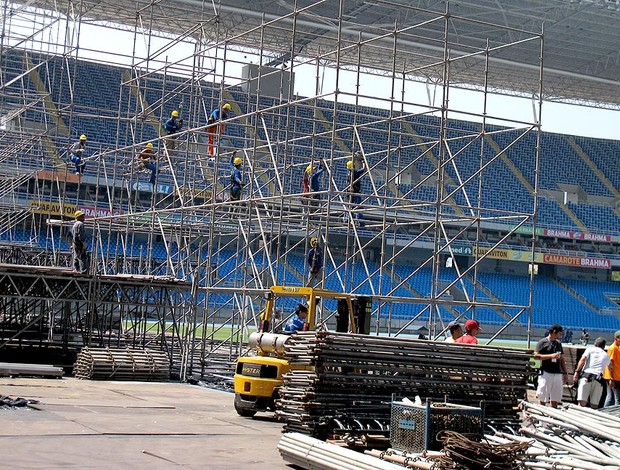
[455, 319, 481, 345]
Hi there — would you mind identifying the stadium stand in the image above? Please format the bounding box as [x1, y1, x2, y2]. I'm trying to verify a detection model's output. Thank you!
[4, 51, 620, 334]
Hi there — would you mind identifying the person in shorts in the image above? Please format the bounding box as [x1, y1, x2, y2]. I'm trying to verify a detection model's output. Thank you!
[534, 324, 568, 408]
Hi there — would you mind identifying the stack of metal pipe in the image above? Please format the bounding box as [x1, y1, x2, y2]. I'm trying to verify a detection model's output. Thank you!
[278, 432, 404, 470]
[73, 347, 170, 381]
[276, 331, 533, 439]
[492, 402, 620, 469]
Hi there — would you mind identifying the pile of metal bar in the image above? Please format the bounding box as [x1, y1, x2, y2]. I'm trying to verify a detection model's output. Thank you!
[0, 362, 63, 378]
[278, 432, 404, 470]
[492, 402, 620, 469]
[276, 332, 533, 439]
[73, 347, 170, 381]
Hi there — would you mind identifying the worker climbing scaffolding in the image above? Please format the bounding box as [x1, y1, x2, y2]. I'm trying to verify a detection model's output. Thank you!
[229, 151, 244, 216]
[68, 134, 87, 174]
[164, 109, 183, 150]
[207, 103, 232, 156]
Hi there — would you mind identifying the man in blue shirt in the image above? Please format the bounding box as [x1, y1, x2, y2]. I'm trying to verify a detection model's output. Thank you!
[229, 152, 243, 215]
[308, 161, 324, 196]
[306, 237, 323, 287]
[207, 103, 232, 155]
[164, 110, 183, 150]
[284, 304, 308, 333]
[304, 161, 324, 217]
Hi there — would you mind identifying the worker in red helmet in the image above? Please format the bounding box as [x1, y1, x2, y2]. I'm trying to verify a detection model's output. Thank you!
[207, 103, 232, 155]
[455, 319, 481, 345]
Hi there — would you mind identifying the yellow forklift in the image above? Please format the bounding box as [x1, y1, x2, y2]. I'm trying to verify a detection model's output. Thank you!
[233, 286, 371, 417]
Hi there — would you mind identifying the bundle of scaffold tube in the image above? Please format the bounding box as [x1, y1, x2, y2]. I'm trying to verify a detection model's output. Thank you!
[74, 347, 170, 381]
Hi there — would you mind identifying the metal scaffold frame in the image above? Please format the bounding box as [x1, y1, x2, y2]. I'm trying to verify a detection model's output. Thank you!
[0, 0, 543, 378]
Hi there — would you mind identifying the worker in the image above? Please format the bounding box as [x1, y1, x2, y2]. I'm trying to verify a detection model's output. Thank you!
[308, 161, 324, 197]
[70, 210, 89, 274]
[164, 110, 183, 150]
[207, 103, 232, 155]
[345, 156, 367, 225]
[444, 320, 463, 343]
[229, 152, 244, 214]
[137, 142, 158, 185]
[573, 337, 610, 409]
[603, 330, 620, 407]
[455, 319, 481, 345]
[303, 161, 324, 215]
[306, 237, 323, 287]
[346, 155, 366, 206]
[69, 134, 87, 174]
[284, 304, 308, 333]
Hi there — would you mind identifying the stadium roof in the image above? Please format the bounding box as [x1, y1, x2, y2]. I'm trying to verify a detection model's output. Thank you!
[14, 0, 620, 109]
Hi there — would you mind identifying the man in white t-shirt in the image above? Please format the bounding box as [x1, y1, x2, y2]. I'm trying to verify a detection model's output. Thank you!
[574, 337, 611, 409]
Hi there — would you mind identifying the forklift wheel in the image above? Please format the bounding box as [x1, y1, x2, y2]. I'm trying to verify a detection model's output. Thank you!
[234, 394, 258, 417]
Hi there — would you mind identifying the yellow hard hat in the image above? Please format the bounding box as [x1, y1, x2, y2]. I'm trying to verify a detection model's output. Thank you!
[223, 103, 231, 111]
[74, 210, 85, 218]
[171, 110, 179, 117]
[80, 134, 87, 141]
[310, 237, 318, 245]
[346, 160, 353, 170]
[306, 165, 314, 173]
[233, 157, 242, 165]
[146, 142, 154, 149]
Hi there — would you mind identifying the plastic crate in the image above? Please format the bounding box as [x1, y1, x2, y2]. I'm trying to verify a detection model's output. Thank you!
[390, 399, 483, 452]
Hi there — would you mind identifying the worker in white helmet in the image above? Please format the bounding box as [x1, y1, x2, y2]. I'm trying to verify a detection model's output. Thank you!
[70, 210, 89, 273]
[164, 110, 183, 150]
[207, 103, 232, 156]
[69, 134, 87, 175]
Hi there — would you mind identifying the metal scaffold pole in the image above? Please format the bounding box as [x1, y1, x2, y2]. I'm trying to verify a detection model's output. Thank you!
[0, 0, 544, 378]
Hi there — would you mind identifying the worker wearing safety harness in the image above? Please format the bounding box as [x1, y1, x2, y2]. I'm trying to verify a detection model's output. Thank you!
[69, 134, 87, 174]
[207, 103, 232, 155]
[229, 152, 244, 215]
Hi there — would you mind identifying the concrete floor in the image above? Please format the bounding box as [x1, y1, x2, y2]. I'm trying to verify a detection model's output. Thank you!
[0, 377, 291, 470]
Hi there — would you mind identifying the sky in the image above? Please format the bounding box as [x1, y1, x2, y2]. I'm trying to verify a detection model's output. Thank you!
[6, 10, 620, 142]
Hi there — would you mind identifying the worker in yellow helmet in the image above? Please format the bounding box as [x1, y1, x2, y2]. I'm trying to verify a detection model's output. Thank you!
[347, 154, 367, 204]
[301, 160, 324, 217]
[229, 151, 244, 215]
[306, 236, 323, 287]
[207, 102, 233, 156]
[69, 134, 87, 175]
[344, 152, 367, 227]
[164, 109, 183, 150]
[136, 142, 158, 185]
[71, 209, 89, 273]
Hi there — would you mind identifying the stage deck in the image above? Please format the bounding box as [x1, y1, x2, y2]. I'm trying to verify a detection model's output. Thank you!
[0, 377, 290, 469]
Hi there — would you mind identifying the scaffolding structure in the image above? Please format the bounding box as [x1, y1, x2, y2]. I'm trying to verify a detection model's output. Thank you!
[0, 0, 544, 378]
